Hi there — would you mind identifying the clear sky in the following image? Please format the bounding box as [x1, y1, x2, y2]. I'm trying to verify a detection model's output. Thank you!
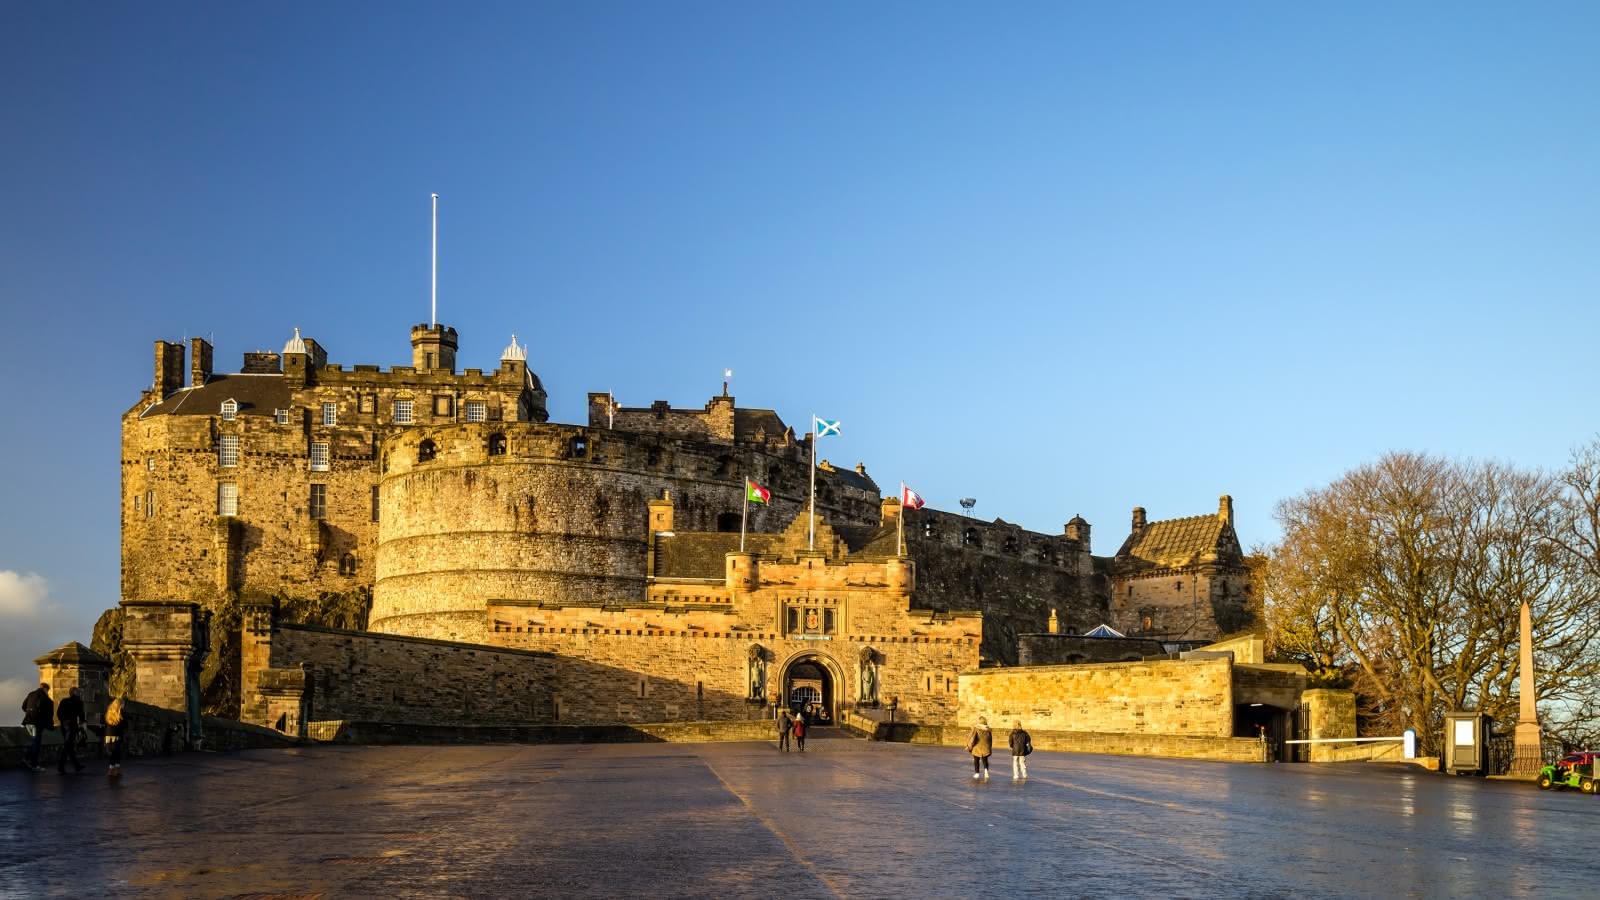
[2, 3, 1597, 705]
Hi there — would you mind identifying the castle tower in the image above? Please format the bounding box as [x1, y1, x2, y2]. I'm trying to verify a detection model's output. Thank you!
[1064, 514, 1090, 550]
[283, 327, 309, 389]
[411, 323, 458, 372]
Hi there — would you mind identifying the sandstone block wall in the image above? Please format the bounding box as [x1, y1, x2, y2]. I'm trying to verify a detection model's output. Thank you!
[876, 723, 1266, 762]
[1018, 634, 1167, 666]
[270, 624, 558, 726]
[958, 658, 1234, 736]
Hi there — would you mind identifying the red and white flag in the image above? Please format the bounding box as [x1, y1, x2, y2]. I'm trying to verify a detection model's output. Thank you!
[902, 485, 926, 510]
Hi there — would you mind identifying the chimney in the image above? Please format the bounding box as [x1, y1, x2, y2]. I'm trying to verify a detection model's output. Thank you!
[190, 337, 213, 387]
[1132, 507, 1147, 531]
[1219, 495, 1234, 526]
[154, 341, 185, 397]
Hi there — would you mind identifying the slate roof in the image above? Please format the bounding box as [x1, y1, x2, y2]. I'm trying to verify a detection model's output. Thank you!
[654, 533, 787, 579]
[735, 408, 789, 439]
[836, 524, 899, 556]
[140, 373, 293, 419]
[1114, 514, 1241, 569]
[34, 642, 110, 667]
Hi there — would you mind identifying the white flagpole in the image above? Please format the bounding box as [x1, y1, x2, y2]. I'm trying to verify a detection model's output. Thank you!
[430, 193, 438, 327]
[741, 479, 749, 552]
[608, 390, 615, 429]
[809, 416, 817, 551]
[898, 482, 905, 557]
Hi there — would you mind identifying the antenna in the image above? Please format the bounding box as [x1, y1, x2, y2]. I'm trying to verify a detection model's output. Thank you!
[430, 193, 439, 327]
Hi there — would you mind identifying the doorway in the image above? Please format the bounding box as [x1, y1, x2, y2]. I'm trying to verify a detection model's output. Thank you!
[784, 656, 836, 726]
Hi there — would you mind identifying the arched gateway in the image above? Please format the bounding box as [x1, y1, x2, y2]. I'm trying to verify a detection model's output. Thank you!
[781, 651, 843, 725]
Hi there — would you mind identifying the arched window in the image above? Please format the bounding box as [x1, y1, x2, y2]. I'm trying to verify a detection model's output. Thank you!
[963, 527, 981, 548]
[488, 433, 507, 456]
[339, 553, 357, 576]
[418, 439, 437, 463]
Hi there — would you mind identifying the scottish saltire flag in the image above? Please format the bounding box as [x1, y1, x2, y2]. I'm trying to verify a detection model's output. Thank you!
[815, 418, 841, 437]
[902, 485, 926, 510]
[747, 480, 770, 504]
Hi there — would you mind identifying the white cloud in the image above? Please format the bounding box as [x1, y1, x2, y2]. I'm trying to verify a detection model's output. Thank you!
[0, 571, 49, 617]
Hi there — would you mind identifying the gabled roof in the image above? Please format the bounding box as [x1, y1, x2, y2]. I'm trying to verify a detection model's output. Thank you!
[735, 408, 789, 440]
[34, 642, 110, 667]
[140, 373, 292, 418]
[1115, 514, 1241, 569]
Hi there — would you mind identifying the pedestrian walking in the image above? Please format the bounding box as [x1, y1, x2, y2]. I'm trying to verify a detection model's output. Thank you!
[966, 716, 993, 780]
[21, 683, 53, 772]
[777, 710, 792, 752]
[105, 697, 127, 777]
[793, 714, 806, 752]
[1008, 720, 1032, 780]
[55, 687, 87, 774]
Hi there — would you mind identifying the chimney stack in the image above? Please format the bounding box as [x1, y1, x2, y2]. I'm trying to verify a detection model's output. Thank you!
[190, 337, 213, 387]
[1132, 507, 1147, 531]
[1219, 495, 1234, 526]
[154, 341, 185, 397]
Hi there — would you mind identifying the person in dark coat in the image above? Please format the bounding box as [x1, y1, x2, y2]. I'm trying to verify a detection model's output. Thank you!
[777, 711, 792, 752]
[21, 683, 53, 772]
[1008, 720, 1032, 781]
[54, 687, 87, 774]
[793, 714, 807, 752]
[966, 716, 993, 780]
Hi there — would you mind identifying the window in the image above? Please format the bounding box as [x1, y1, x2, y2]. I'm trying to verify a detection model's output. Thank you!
[358, 394, 375, 414]
[339, 552, 357, 575]
[823, 608, 836, 634]
[787, 607, 800, 633]
[963, 527, 980, 548]
[217, 482, 238, 516]
[144, 490, 154, 517]
[309, 484, 326, 519]
[393, 399, 413, 425]
[433, 395, 452, 416]
[321, 402, 338, 426]
[464, 400, 486, 423]
[275, 409, 289, 425]
[418, 439, 438, 462]
[147, 458, 155, 471]
[217, 434, 239, 467]
[371, 485, 380, 522]
[488, 433, 507, 456]
[310, 442, 330, 472]
[133, 494, 141, 512]
[220, 399, 237, 421]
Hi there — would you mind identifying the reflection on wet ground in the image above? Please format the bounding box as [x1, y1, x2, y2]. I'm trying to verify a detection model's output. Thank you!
[2, 735, 1596, 898]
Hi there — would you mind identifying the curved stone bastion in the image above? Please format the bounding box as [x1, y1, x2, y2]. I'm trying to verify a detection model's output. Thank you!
[370, 421, 884, 639]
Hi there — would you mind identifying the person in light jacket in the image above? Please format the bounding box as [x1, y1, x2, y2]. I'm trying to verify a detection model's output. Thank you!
[1008, 720, 1032, 780]
[966, 716, 993, 780]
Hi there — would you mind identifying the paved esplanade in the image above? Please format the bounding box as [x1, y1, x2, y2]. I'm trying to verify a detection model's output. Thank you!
[1, 736, 1592, 898]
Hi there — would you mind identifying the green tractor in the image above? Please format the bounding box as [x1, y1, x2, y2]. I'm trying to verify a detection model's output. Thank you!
[1537, 753, 1598, 793]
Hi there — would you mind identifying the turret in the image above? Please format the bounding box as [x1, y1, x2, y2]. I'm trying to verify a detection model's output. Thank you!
[411, 323, 458, 372]
[1064, 514, 1090, 550]
[283, 328, 309, 389]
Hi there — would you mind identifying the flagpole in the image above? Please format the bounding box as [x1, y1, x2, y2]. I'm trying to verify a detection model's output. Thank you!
[898, 482, 905, 557]
[809, 416, 817, 551]
[430, 193, 438, 327]
[608, 390, 615, 430]
[741, 479, 748, 552]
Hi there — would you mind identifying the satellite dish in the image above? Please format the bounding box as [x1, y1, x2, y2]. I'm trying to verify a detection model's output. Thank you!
[959, 498, 977, 515]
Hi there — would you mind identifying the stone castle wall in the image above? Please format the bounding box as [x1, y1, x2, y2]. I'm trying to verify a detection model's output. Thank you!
[371, 422, 886, 637]
[957, 658, 1235, 736]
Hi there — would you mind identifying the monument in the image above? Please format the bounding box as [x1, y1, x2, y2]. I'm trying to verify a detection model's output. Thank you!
[1510, 599, 1543, 777]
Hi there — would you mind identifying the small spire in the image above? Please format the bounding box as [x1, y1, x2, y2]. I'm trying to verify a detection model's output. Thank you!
[283, 327, 307, 355]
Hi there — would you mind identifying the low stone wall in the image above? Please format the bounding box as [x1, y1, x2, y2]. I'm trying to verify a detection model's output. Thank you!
[877, 723, 1266, 762]
[310, 718, 782, 745]
[2, 701, 299, 767]
[958, 658, 1235, 736]
[0, 727, 103, 769]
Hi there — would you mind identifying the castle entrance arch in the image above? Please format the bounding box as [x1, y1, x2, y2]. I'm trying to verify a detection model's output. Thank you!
[781, 652, 841, 726]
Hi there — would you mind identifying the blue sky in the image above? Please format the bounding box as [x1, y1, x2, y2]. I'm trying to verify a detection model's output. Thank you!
[2, 3, 1597, 701]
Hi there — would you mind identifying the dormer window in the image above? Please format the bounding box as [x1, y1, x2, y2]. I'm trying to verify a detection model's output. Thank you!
[220, 399, 238, 421]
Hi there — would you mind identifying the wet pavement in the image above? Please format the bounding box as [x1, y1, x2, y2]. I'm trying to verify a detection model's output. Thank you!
[2, 733, 1596, 899]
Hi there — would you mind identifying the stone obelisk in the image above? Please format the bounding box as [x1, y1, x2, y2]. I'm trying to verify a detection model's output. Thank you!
[1510, 600, 1543, 777]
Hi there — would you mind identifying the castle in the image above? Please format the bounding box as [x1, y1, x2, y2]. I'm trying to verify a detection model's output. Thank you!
[109, 320, 1257, 731]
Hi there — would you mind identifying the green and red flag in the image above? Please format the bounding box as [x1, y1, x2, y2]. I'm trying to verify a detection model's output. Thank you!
[747, 480, 770, 504]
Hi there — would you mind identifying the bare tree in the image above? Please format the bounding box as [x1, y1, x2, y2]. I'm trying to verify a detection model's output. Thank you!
[1263, 451, 1600, 753]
